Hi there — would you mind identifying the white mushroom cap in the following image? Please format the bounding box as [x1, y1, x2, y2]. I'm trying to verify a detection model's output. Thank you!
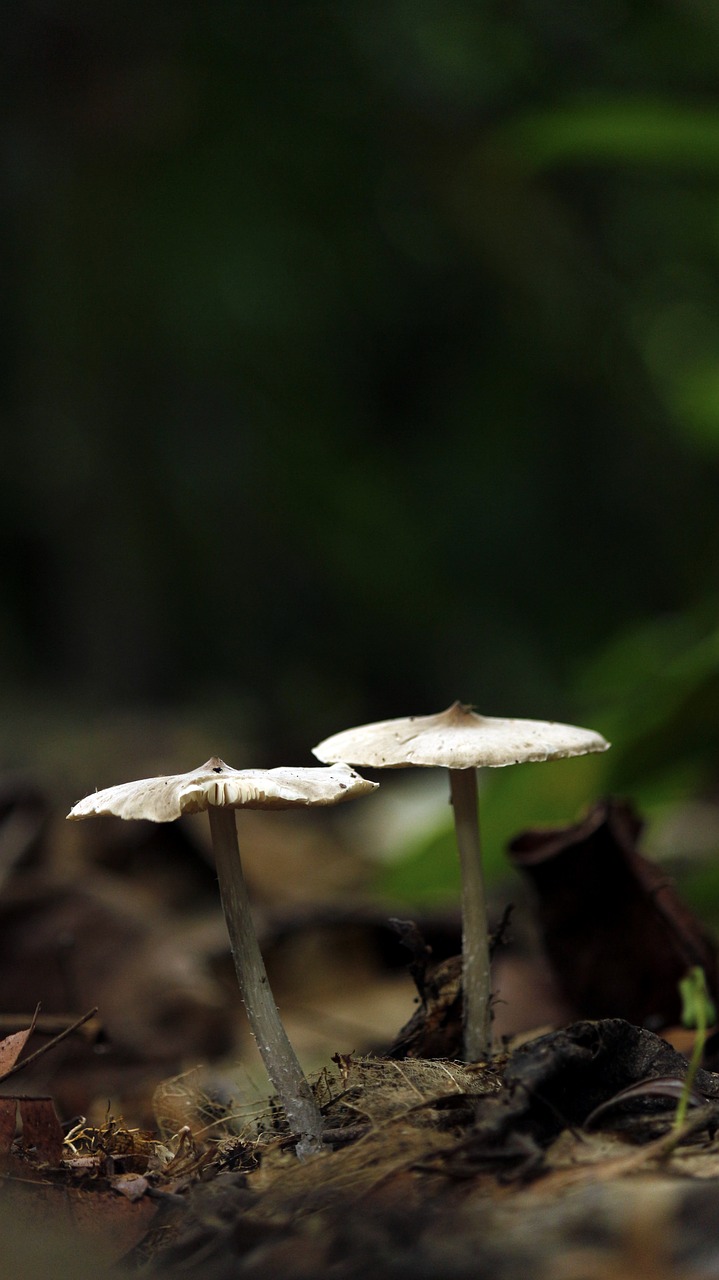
[313, 701, 610, 771]
[68, 758, 378, 823]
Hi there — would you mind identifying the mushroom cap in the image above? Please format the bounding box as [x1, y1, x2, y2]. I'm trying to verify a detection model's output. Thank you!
[67, 758, 378, 823]
[313, 701, 610, 771]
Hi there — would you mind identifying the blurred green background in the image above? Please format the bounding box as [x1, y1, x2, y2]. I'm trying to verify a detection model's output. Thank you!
[3, 1, 719, 893]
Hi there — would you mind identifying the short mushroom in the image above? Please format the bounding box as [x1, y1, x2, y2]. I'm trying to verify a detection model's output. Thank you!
[68, 757, 378, 1157]
[313, 701, 609, 1061]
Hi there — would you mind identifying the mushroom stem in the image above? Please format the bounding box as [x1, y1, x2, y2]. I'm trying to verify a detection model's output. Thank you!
[207, 806, 324, 1157]
[449, 767, 492, 1061]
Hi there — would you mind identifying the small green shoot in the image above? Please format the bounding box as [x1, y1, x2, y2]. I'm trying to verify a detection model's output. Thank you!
[674, 965, 716, 1132]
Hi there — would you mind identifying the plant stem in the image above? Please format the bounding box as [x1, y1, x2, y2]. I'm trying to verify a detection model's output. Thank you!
[449, 767, 492, 1061]
[207, 806, 324, 1157]
[674, 974, 709, 1133]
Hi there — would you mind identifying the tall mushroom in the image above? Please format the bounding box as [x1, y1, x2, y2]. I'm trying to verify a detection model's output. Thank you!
[68, 757, 377, 1157]
[314, 701, 609, 1062]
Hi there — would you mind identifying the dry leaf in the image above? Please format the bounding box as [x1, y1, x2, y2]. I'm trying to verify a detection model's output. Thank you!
[109, 1172, 150, 1201]
[0, 1097, 16, 1154]
[0, 1025, 33, 1078]
[19, 1097, 64, 1163]
[509, 799, 718, 1027]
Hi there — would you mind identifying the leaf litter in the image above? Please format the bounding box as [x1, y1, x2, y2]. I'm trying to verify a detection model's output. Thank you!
[4, 1011, 719, 1278]
[5, 792, 719, 1276]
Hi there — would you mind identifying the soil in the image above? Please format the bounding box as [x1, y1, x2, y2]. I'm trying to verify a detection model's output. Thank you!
[3, 790, 719, 1277]
[5, 1018, 719, 1279]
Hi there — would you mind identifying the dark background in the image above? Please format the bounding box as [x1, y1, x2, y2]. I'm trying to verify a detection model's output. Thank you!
[3, 1, 719, 827]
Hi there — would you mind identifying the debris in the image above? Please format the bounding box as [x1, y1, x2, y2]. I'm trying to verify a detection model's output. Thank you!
[509, 799, 719, 1027]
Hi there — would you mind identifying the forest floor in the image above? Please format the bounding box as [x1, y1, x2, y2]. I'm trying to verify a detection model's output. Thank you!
[3, 769, 719, 1277]
[4, 1017, 719, 1279]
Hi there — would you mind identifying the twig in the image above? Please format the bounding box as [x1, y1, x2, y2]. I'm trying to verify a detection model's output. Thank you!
[0, 1012, 102, 1042]
[0, 1007, 99, 1083]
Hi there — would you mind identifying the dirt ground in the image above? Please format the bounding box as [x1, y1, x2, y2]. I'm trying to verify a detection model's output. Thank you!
[3, 779, 719, 1278]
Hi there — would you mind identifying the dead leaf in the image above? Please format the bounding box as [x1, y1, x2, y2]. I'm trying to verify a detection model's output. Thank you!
[69, 1187, 158, 1263]
[109, 1172, 150, 1201]
[0, 1097, 16, 1154]
[19, 1096, 64, 1163]
[509, 799, 718, 1028]
[1, 1179, 158, 1267]
[584, 1075, 708, 1129]
[0, 1025, 33, 1078]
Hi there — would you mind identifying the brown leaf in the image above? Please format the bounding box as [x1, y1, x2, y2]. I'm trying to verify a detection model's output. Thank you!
[1, 1179, 158, 1268]
[109, 1172, 150, 1201]
[19, 1096, 64, 1164]
[0, 1097, 16, 1154]
[584, 1074, 708, 1129]
[508, 799, 718, 1029]
[0, 1025, 33, 1078]
[66, 1188, 158, 1264]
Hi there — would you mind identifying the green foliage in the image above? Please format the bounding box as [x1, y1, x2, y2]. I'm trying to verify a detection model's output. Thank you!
[375, 611, 719, 906]
[3, 0, 719, 785]
[675, 966, 715, 1131]
[376, 752, 608, 903]
[378, 824, 463, 905]
[679, 965, 716, 1033]
[502, 101, 719, 172]
[576, 614, 719, 801]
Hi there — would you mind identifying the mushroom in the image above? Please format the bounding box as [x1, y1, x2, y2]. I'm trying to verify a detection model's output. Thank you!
[68, 757, 378, 1157]
[313, 701, 609, 1061]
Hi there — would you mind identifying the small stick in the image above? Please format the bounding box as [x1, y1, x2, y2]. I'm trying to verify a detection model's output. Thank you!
[0, 1013, 102, 1041]
[0, 1007, 99, 1083]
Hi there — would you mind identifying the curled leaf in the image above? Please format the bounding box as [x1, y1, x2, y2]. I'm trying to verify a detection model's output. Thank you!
[584, 1075, 709, 1129]
[509, 799, 719, 1028]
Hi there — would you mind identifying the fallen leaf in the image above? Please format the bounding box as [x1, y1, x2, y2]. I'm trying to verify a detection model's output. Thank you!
[109, 1172, 150, 1201]
[68, 1187, 158, 1263]
[0, 1025, 34, 1078]
[0, 1097, 16, 1154]
[509, 799, 718, 1028]
[584, 1075, 707, 1129]
[19, 1097, 64, 1163]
